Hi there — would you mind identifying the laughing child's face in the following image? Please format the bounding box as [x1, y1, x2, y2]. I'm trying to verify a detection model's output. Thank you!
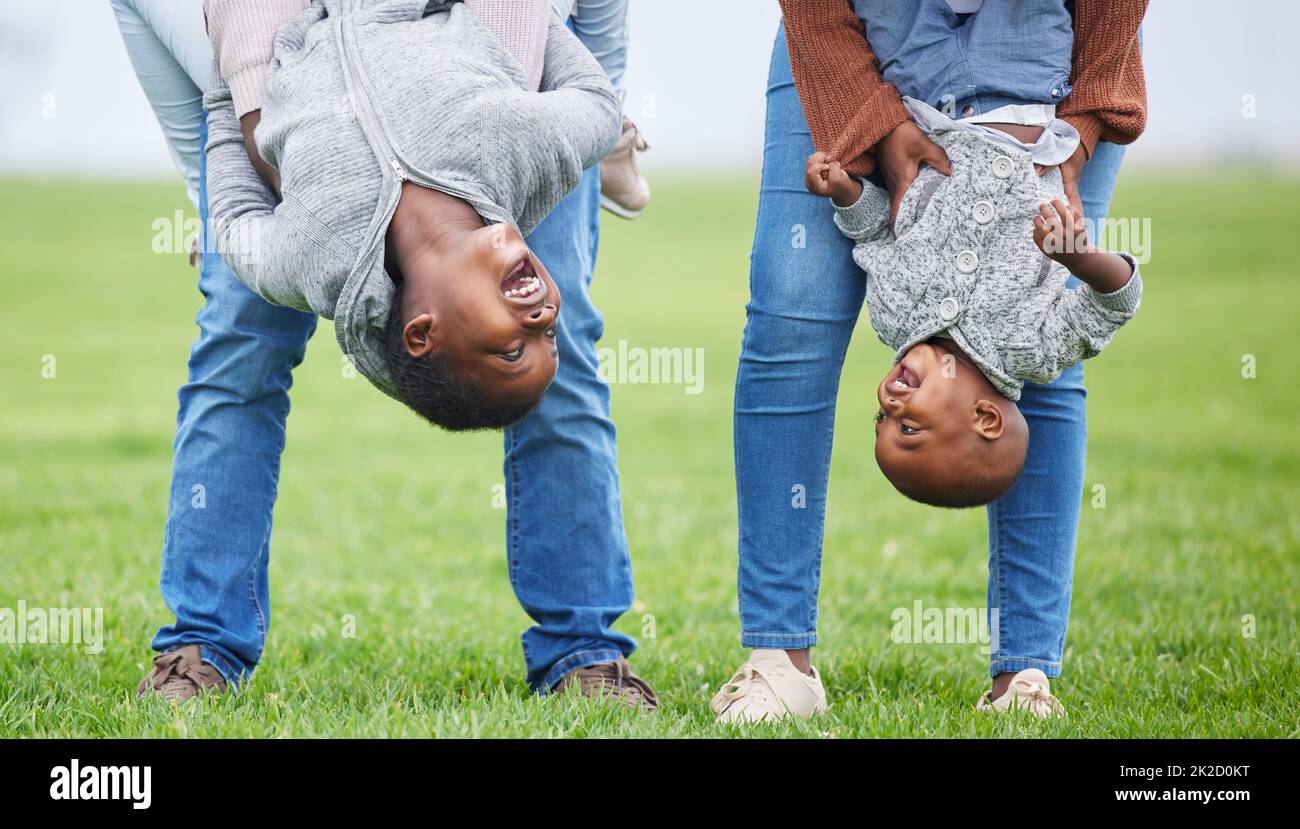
[379, 182, 564, 431]
[873, 339, 1029, 508]
[398, 220, 561, 409]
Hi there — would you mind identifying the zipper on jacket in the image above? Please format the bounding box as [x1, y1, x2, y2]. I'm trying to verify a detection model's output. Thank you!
[337, 4, 475, 202]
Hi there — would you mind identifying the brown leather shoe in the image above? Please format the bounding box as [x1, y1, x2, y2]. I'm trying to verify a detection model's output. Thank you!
[136, 645, 228, 701]
[554, 657, 658, 712]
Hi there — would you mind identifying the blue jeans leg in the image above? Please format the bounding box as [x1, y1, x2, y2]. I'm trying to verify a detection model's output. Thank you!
[109, 0, 209, 207]
[504, 166, 637, 691]
[151, 113, 318, 685]
[985, 139, 1125, 679]
[734, 24, 866, 649]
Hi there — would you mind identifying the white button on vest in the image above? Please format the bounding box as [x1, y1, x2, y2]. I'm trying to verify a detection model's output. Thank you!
[961, 105, 976, 118]
[956, 249, 979, 273]
[991, 156, 1014, 178]
[972, 200, 995, 224]
[939, 297, 960, 321]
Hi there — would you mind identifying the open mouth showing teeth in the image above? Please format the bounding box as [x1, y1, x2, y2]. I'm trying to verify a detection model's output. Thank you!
[889, 363, 921, 393]
[502, 257, 544, 300]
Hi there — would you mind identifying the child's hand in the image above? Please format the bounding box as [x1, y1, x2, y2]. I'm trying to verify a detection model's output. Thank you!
[1034, 197, 1135, 293]
[1033, 198, 1092, 264]
[805, 151, 863, 208]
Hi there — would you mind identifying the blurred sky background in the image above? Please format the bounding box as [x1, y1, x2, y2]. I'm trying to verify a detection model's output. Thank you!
[2, 0, 1298, 180]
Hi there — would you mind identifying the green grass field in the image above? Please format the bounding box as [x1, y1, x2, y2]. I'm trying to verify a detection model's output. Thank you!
[1, 172, 1297, 738]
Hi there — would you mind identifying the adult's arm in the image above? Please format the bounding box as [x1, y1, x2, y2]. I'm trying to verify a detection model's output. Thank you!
[1055, 0, 1148, 218]
[204, 0, 307, 193]
[204, 0, 307, 117]
[778, 0, 909, 177]
[1057, 0, 1148, 159]
[780, 0, 950, 232]
[469, 0, 551, 91]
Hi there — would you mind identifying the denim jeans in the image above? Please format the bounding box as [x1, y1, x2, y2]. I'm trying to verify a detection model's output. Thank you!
[504, 166, 638, 691]
[851, 0, 1074, 115]
[550, 0, 629, 91]
[119, 0, 635, 690]
[734, 23, 1125, 678]
[110, 0, 210, 207]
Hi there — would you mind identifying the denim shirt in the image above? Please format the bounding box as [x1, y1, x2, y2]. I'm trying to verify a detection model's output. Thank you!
[851, 0, 1075, 118]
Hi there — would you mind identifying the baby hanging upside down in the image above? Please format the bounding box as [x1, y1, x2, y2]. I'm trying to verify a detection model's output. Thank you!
[805, 116, 1143, 508]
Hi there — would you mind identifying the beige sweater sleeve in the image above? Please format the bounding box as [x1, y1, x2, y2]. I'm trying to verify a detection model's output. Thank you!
[206, 0, 550, 112]
[465, 0, 551, 92]
[204, 0, 309, 117]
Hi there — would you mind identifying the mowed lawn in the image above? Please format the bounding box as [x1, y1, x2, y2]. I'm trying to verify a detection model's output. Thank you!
[0, 171, 1296, 738]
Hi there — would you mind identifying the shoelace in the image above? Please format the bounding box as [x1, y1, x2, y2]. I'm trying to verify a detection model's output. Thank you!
[147, 652, 210, 694]
[619, 117, 649, 154]
[628, 123, 648, 153]
[1014, 679, 1065, 717]
[710, 665, 779, 713]
[577, 661, 657, 709]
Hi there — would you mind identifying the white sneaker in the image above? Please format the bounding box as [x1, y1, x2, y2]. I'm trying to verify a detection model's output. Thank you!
[709, 649, 828, 723]
[975, 668, 1065, 718]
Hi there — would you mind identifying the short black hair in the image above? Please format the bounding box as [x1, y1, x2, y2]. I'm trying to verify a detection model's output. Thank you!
[382, 286, 543, 432]
[885, 456, 1024, 509]
[878, 432, 1028, 510]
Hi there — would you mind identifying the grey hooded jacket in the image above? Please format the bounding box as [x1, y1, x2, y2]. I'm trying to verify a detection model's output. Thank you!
[204, 0, 621, 397]
[833, 129, 1143, 402]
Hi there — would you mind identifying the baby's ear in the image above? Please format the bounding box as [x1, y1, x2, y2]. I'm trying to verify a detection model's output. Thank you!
[971, 399, 1005, 440]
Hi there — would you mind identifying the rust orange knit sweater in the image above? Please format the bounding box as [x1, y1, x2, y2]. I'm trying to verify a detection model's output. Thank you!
[779, 0, 1148, 176]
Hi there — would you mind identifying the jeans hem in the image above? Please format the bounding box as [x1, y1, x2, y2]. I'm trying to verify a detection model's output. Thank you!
[989, 656, 1061, 679]
[741, 631, 817, 650]
[194, 644, 248, 689]
[538, 648, 628, 693]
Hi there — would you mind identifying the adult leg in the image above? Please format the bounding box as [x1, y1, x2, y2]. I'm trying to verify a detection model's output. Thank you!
[113, 1, 319, 685]
[503, 167, 638, 692]
[150, 112, 318, 685]
[110, 0, 210, 207]
[733, 24, 865, 655]
[985, 139, 1127, 684]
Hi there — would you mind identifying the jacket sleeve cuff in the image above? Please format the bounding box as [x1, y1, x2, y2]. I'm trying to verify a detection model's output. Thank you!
[227, 63, 269, 118]
[1062, 113, 1104, 159]
[832, 178, 889, 238]
[1089, 253, 1143, 316]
